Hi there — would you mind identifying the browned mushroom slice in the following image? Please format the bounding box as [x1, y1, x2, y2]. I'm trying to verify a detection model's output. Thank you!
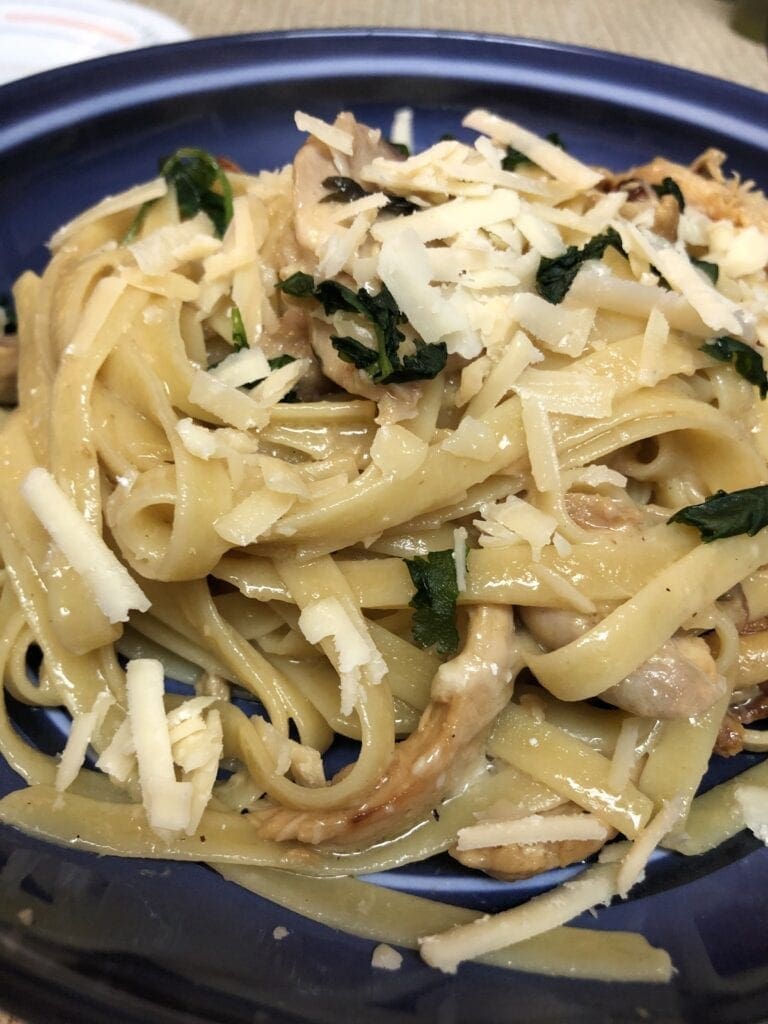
[450, 803, 615, 881]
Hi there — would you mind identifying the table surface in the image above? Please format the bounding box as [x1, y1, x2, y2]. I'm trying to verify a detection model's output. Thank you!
[143, 0, 768, 91]
[0, 2, 766, 1023]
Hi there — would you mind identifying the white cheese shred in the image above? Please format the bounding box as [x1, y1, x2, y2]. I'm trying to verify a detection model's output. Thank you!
[419, 862, 618, 974]
[56, 691, 115, 792]
[21, 468, 150, 624]
[125, 659, 193, 833]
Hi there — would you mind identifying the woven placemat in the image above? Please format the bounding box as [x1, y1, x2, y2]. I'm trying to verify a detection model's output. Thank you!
[142, 0, 768, 91]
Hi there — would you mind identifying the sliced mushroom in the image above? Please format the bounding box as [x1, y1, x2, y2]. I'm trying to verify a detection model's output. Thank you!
[450, 803, 615, 881]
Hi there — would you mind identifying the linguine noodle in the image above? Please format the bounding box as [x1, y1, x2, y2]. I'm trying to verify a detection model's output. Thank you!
[1, 108, 768, 979]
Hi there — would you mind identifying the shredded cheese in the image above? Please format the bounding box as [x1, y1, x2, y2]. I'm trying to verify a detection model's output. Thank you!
[457, 812, 610, 851]
[614, 798, 686, 898]
[298, 597, 387, 716]
[519, 397, 560, 493]
[419, 862, 618, 974]
[440, 416, 499, 461]
[453, 527, 468, 592]
[462, 109, 602, 191]
[209, 346, 270, 387]
[294, 111, 354, 154]
[125, 659, 193, 833]
[215, 490, 295, 545]
[21, 468, 150, 624]
[475, 495, 558, 561]
[56, 691, 115, 792]
[510, 292, 594, 357]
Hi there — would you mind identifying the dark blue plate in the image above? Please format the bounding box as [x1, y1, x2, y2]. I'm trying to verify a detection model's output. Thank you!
[1, 29, 768, 1024]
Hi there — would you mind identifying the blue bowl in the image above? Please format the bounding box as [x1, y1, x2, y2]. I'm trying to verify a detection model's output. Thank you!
[1, 29, 768, 1024]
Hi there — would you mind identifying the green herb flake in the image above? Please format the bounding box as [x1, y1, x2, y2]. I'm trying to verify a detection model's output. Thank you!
[277, 274, 447, 385]
[691, 258, 719, 285]
[159, 148, 234, 238]
[268, 354, 297, 371]
[700, 335, 768, 399]
[231, 305, 248, 350]
[405, 550, 460, 656]
[536, 227, 627, 304]
[669, 485, 768, 542]
[320, 175, 419, 217]
[652, 176, 686, 212]
[123, 147, 235, 245]
[388, 141, 410, 157]
[122, 200, 153, 244]
[277, 271, 317, 298]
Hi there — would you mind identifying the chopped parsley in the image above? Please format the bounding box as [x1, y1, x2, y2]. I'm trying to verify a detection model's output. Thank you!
[669, 486, 768, 542]
[536, 227, 626, 304]
[405, 550, 460, 656]
[231, 305, 248, 350]
[501, 132, 565, 172]
[124, 147, 234, 243]
[277, 274, 447, 385]
[388, 141, 410, 158]
[652, 176, 686, 212]
[320, 176, 369, 204]
[320, 175, 420, 217]
[700, 336, 768, 399]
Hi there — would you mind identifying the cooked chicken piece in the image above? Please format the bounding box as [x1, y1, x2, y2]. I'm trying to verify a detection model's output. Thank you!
[521, 606, 725, 719]
[607, 149, 768, 231]
[247, 605, 518, 847]
[0, 336, 18, 406]
[565, 492, 644, 532]
[601, 634, 725, 718]
[450, 803, 616, 881]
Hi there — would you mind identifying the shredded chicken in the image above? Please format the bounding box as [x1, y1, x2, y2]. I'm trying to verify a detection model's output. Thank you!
[247, 605, 518, 847]
[608, 149, 768, 231]
[450, 803, 616, 881]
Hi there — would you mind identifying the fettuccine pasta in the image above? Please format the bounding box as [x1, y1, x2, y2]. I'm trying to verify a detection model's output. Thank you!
[1, 108, 768, 979]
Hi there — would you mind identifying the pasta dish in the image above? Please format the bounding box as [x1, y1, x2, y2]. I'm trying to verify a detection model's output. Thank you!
[1, 107, 768, 980]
